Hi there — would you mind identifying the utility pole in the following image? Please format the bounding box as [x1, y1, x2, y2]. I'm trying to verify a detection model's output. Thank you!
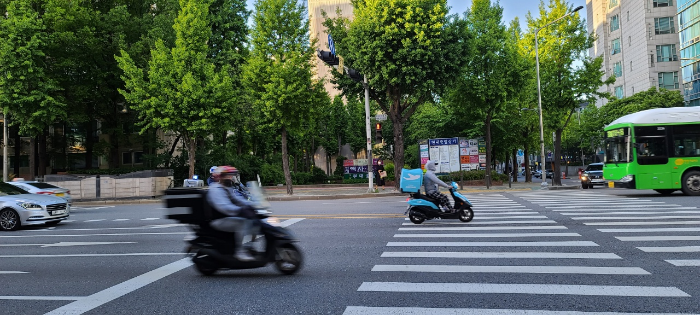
[2, 109, 7, 182]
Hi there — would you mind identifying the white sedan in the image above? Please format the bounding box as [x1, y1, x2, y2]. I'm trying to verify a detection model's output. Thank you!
[8, 180, 72, 204]
[0, 182, 70, 231]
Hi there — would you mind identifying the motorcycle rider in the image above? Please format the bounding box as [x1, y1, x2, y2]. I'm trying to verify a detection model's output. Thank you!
[207, 166, 218, 186]
[206, 166, 257, 261]
[423, 160, 454, 213]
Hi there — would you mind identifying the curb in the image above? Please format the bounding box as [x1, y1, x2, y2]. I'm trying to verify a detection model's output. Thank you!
[547, 185, 581, 190]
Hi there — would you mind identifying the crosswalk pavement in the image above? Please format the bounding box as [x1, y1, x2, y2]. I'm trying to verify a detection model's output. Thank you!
[344, 191, 700, 314]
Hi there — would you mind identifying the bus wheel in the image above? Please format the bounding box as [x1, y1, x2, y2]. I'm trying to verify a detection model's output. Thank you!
[681, 171, 700, 196]
[654, 189, 676, 195]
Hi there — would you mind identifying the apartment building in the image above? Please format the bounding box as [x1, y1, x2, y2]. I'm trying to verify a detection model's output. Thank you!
[679, 0, 700, 106]
[587, 0, 681, 107]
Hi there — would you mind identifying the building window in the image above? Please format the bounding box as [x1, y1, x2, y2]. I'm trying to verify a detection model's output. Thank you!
[615, 86, 624, 99]
[613, 61, 623, 77]
[656, 44, 678, 62]
[610, 15, 620, 32]
[655, 17, 675, 34]
[134, 151, 144, 164]
[122, 152, 133, 165]
[611, 38, 621, 55]
[653, 0, 672, 7]
[609, 0, 619, 8]
[658, 72, 679, 89]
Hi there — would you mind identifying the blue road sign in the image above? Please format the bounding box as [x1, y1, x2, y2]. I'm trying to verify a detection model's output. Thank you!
[328, 34, 336, 56]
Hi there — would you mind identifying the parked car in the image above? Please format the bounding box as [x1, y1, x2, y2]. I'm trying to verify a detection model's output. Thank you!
[8, 181, 72, 204]
[0, 182, 70, 231]
[533, 170, 554, 179]
[581, 163, 605, 189]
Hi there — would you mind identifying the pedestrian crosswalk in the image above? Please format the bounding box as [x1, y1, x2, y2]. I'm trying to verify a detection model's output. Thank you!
[344, 191, 699, 314]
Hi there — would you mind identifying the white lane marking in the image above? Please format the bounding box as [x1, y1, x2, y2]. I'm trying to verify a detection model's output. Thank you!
[562, 211, 700, 215]
[0, 296, 83, 301]
[84, 219, 106, 222]
[398, 226, 567, 231]
[554, 207, 699, 212]
[584, 221, 700, 226]
[393, 233, 580, 238]
[386, 241, 598, 247]
[381, 252, 621, 259]
[666, 260, 700, 266]
[0, 253, 184, 258]
[638, 246, 700, 253]
[36, 224, 188, 232]
[464, 211, 537, 215]
[71, 206, 116, 210]
[0, 232, 191, 238]
[0, 271, 28, 274]
[63, 220, 76, 222]
[534, 200, 653, 204]
[343, 306, 697, 315]
[356, 282, 689, 297]
[470, 215, 549, 219]
[0, 242, 135, 248]
[402, 219, 558, 225]
[599, 227, 700, 233]
[574, 215, 700, 220]
[113, 219, 130, 221]
[549, 203, 670, 209]
[44, 218, 304, 314]
[371, 265, 650, 275]
[617, 236, 700, 241]
[140, 218, 160, 221]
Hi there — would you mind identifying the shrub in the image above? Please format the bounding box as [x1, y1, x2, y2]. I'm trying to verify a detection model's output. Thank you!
[260, 163, 285, 185]
[383, 162, 395, 181]
[438, 170, 508, 183]
[292, 172, 312, 185]
[334, 156, 347, 177]
[310, 166, 328, 184]
[342, 178, 369, 184]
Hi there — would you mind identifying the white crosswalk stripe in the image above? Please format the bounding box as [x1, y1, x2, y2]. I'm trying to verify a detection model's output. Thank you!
[345, 191, 693, 314]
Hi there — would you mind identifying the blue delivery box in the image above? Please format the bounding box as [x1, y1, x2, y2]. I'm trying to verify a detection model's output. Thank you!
[400, 168, 424, 193]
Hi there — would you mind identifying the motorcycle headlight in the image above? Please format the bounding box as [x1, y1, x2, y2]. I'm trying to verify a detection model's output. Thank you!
[17, 202, 43, 210]
[620, 175, 634, 183]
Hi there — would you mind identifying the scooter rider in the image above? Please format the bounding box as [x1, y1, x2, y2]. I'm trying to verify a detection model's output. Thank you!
[423, 160, 454, 213]
[207, 166, 218, 186]
[206, 166, 257, 262]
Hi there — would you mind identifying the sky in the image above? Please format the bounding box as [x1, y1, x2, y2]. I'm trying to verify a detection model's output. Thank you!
[244, 0, 589, 31]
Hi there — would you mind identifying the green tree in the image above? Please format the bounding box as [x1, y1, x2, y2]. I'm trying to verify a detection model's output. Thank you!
[323, 0, 468, 188]
[523, 0, 610, 185]
[448, 0, 525, 186]
[117, 0, 234, 178]
[243, 0, 328, 195]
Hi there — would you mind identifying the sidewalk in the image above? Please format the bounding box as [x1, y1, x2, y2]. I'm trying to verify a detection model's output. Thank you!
[72, 181, 579, 205]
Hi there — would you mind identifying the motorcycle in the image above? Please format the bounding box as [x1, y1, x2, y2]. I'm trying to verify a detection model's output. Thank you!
[164, 183, 302, 276]
[404, 182, 474, 224]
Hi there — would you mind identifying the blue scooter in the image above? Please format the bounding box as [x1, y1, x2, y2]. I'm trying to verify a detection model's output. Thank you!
[404, 182, 474, 224]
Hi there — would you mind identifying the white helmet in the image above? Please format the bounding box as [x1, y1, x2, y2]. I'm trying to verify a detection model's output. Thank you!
[209, 166, 217, 174]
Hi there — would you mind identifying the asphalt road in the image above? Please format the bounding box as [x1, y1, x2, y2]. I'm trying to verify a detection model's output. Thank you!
[2, 187, 700, 314]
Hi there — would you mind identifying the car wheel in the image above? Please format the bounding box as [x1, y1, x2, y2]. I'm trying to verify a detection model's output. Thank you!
[0, 209, 20, 231]
[681, 170, 700, 196]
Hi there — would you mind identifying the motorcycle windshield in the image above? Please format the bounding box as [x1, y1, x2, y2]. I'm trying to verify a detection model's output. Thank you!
[246, 181, 271, 210]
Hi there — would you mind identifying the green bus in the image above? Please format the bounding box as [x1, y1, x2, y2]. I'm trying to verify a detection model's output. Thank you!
[603, 106, 700, 196]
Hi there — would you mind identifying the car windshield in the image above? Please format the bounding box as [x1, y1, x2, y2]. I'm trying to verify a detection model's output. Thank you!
[586, 165, 603, 171]
[0, 182, 29, 195]
[27, 182, 58, 189]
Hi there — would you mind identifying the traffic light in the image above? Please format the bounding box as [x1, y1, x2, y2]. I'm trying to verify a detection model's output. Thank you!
[346, 68, 362, 82]
[375, 123, 382, 142]
[317, 50, 339, 66]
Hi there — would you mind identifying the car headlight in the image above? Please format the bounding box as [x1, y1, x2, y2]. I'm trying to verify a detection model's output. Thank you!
[620, 175, 634, 183]
[17, 202, 43, 210]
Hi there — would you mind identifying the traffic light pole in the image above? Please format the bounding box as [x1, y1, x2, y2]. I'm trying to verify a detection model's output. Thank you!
[363, 75, 374, 193]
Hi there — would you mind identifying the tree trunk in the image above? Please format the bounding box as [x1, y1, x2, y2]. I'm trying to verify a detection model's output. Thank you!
[553, 129, 563, 186]
[524, 146, 531, 183]
[13, 125, 20, 177]
[504, 152, 510, 185]
[186, 137, 196, 179]
[512, 148, 518, 183]
[38, 130, 47, 176]
[485, 113, 492, 188]
[391, 117, 405, 190]
[85, 120, 94, 169]
[62, 122, 67, 170]
[281, 127, 293, 195]
[109, 132, 119, 168]
[29, 137, 36, 180]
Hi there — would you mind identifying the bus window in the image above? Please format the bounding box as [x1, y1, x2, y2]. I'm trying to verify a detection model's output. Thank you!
[673, 124, 700, 157]
[605, 136, 629, 163]
[636, 137, 668, 165]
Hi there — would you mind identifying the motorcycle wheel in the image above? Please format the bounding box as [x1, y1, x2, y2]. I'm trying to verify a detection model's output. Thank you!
[193, 257, 218, 276]
[459, 207, 474, 222]
[409, 213, 425, 224]
[275, 243, 303, 275]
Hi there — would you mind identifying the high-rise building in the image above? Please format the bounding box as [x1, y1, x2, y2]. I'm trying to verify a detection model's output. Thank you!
[679, 0, 700, 106]
[308, 0, 353, 98]
[587, 0, 681, 107]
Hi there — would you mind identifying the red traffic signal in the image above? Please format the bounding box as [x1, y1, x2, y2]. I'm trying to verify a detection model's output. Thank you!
[375, 123, 382, 130]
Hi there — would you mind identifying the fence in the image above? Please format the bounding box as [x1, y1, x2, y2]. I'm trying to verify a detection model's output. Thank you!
[43, 169, 174, 200]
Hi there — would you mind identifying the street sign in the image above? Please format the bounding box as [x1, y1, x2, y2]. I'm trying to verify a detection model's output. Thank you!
[375, 114, 387, 121]
[328, 34, 336, 56]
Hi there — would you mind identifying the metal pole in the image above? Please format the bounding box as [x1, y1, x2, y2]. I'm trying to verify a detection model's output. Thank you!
[364, 75, 374, 193]
[3, 109, 7, 182]
[535, 31, 547, 189]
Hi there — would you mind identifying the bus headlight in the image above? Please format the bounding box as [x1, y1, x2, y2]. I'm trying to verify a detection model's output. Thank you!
[620, 175, 634, 183]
